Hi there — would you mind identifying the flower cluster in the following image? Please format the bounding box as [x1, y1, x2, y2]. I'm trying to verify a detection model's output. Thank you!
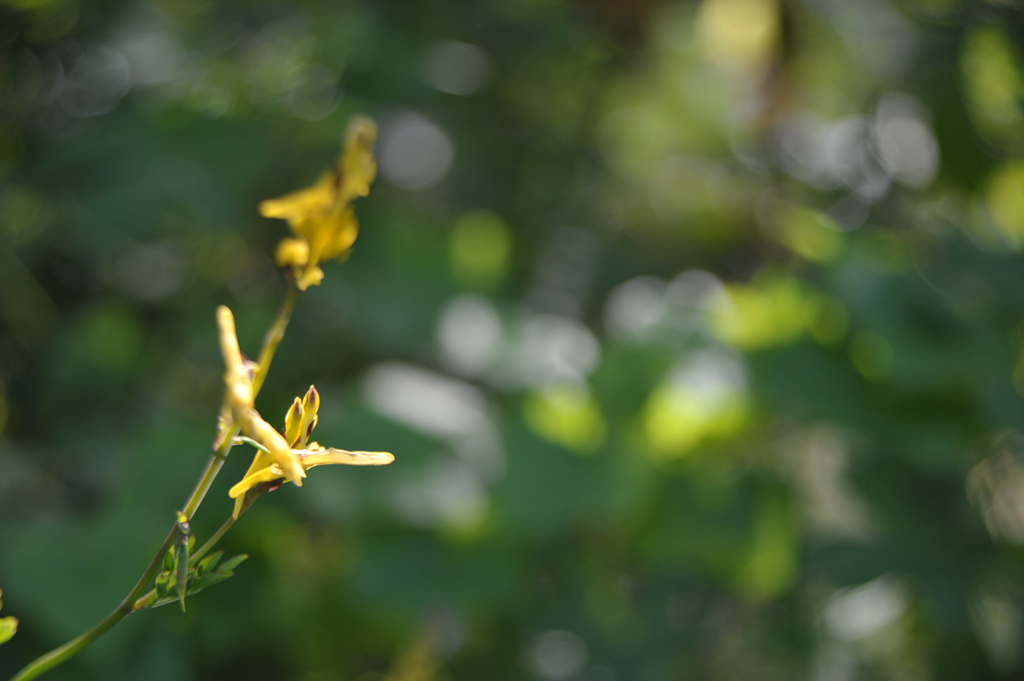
[8, 116, 391, 681]
[260, 117, 377, 290]
[216, 307, 393, 518]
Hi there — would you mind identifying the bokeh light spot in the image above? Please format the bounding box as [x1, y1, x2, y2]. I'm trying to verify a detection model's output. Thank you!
[961, 26, 1024, 148]
[642, 351, 747, 457]
[696, 0, 779, 71]
[450, 211, 511, 288]
[774, 205, 845, 263]
[986, 162, 1024, 247]
[527, 631, 588, 681]
[424, 41, 492, 96]
[522, 383, 606, 454]
[437, 295, 503, 376]
[707, 276, 808, 350]
[379, 112, 454, 190]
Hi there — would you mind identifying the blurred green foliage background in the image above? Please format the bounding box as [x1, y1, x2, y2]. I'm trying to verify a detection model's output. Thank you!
[3, 0, 1024, 679]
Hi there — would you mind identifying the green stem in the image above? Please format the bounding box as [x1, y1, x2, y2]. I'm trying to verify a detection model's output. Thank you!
[252, 282, 299, 397]
[9, 283, 299, 681]
[186, 482, 266, 574]
[233, 436, 271, 455]
[189, 516, 235, 566]
[8, 526, 178, 681]
[183, 429, 235, 520]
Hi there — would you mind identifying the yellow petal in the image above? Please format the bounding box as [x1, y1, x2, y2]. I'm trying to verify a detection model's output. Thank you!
[229, 460, 285, 519]
[228, 464, 284, 499]
[245, 410, 306, 486]
[241, 449, 275, 482]
[259, 174, 336, 225]
[296, 264, 324, 291]
[292, 214, 329, 249]
[284, 397, 304, 447]
[217, 306, 253, 416]
[340, 117, 377, 204]
[293, 212, 353, 264]
[275, 238, 310, 267]
[321, 210, 359, 261]
[299, 448, 395, 468]
[232, 447, 275, 501]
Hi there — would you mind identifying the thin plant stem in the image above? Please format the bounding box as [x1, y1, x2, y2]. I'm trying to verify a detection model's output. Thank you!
[8, 525, 178, 681]
[252, 281, 299, 397]
[189, 516, 236, 566]
[233, 436, 270, 455]
[9, 282, 300, 681]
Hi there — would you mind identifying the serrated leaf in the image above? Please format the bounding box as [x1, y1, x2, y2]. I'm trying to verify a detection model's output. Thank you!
[0, 616, 17, 645]
[217, 554, 249, 573]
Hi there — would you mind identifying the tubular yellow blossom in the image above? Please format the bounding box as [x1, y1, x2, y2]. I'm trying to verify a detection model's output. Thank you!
[217, 306, 306, 489]
[229, 383, 393, 518]
[217, 305, 252, 414]
[260, 116, 377, 290]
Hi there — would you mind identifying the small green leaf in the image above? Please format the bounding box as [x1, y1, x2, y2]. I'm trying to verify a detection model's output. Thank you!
[192, 571, 232, 591]
[148, 554, 247, 608]
[149, 595, 182, 609]
[0, 616, 17, 645]
[162, 548, 174, 572]
[155, 571, 173, 597]
[217, 554, 249, 573]
[195, 551, 225, 575]
[150, 571, 235, 607]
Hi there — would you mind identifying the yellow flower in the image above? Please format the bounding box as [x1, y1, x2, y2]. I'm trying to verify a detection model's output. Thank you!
[217, 306, 306, 488]
[228, 383, 394, 518]
[260, 117, 378, 290]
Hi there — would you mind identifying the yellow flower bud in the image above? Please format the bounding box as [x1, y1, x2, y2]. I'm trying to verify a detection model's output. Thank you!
[284, 397, 304, 448]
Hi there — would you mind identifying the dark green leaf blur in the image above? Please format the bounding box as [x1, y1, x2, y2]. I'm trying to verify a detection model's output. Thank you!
[2, 0, 1024, 678]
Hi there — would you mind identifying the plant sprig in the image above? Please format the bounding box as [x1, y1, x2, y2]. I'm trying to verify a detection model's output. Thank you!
[8, 117, 391, 681]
